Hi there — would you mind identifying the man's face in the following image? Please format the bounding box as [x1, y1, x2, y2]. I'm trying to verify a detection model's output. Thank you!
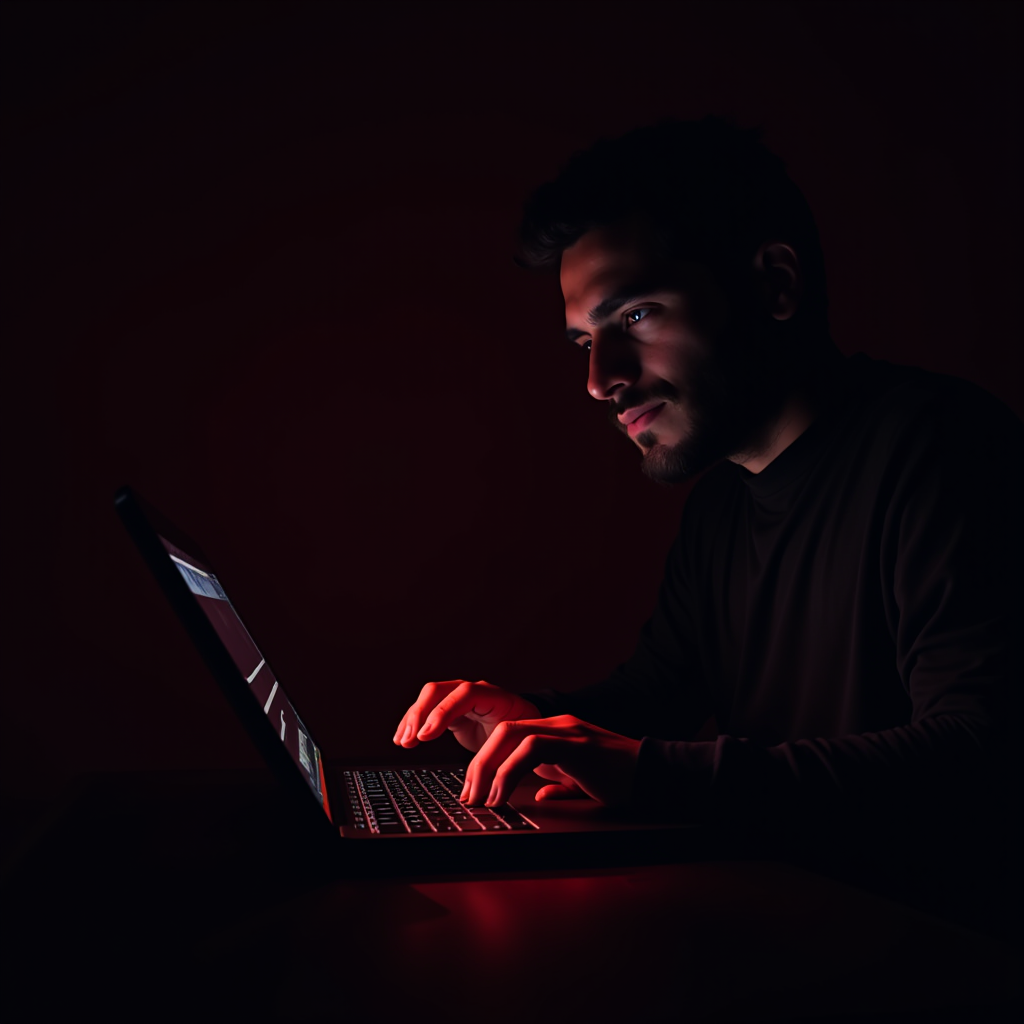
[560, 221, 791, 483]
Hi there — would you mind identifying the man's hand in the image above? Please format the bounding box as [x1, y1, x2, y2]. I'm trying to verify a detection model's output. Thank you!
[459, 715, 642, 808]
[393, 679, 541, 753]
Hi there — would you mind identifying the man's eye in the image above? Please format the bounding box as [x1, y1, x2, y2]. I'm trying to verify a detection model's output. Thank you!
[625, 307, 651, 326]
[582, 340, 592, 353]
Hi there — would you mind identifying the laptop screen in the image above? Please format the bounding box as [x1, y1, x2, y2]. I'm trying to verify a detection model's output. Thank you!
[158, 535, 332, 822]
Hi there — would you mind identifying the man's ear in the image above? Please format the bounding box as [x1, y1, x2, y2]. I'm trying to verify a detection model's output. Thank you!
[754, 241, 801, 321]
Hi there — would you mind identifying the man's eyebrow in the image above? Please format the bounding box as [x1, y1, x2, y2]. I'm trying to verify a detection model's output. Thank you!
[565, 277, 675, 343]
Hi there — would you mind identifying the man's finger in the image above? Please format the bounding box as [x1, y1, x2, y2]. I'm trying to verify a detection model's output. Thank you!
[395, 680, 464, 747]
[535, 782, 586, 800]
[416, 681, 502, 740]
[532, 763, 574, 784]
[532, 763, 586, 799]
[460, 718, 530, 804]
[393, 706, 422, 746]
[392, 712, 411, 746]
[462, 719, 577, 805]
[485, 733, 573, 806]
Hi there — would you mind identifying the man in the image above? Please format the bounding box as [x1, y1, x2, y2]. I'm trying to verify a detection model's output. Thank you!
[393, 118, 1022, 936]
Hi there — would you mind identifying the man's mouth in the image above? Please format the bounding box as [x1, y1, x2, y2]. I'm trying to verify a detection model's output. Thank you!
[618, 401, 666, 438]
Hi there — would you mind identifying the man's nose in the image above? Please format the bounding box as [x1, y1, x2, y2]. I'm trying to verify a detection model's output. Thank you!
[587, 332, 640, 401]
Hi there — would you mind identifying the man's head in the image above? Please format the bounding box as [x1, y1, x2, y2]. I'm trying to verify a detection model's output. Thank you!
[518, 118, 831, 483]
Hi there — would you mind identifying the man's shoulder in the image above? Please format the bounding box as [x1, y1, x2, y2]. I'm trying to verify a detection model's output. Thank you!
[847, 352, 1015, 436]
[839, 356, 1024, 475]
[679, 354, 1022, 526]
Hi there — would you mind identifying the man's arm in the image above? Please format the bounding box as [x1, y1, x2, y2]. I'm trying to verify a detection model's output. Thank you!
[635, 386, 1024, 833]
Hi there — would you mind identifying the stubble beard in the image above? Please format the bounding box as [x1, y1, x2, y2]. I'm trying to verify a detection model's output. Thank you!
[633, 403, 738, 485]
[636, 428, 703, 484]
[622, 330, 795, 486]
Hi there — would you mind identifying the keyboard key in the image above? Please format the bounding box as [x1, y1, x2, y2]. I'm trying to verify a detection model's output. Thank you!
[492, 807, 535, 828]
[377, 823, 406, 833]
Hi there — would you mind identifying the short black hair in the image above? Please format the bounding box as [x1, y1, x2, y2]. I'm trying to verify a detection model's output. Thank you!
[518, 117, 828, 326]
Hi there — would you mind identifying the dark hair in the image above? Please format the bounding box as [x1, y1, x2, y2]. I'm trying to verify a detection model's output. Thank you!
[518, 117, 828, 326]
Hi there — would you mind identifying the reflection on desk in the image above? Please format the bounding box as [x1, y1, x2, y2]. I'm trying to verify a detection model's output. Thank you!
[1, 770, 1020, 1023]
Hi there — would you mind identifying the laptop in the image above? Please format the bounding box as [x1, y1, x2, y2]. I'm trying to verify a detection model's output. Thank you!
[115, 486, 704, 872]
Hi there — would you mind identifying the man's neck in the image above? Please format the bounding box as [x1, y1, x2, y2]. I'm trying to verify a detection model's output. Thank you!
[729, 392, 819, 474]
[728, 342, 844, 475]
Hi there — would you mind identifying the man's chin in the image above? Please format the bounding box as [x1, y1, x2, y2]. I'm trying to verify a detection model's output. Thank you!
[638, 436, 713, 485]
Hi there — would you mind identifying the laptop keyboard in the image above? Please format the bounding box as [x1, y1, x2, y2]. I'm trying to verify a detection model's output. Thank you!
[343, 768, 538, 834]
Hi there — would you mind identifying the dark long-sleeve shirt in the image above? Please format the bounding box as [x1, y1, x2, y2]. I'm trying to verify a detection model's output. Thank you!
[527, 355, 1022, 927]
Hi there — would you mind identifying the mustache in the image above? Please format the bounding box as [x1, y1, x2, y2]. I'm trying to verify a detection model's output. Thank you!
[608, 380, 681, 432]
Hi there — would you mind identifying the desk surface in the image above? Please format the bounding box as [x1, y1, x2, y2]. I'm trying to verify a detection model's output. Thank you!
[1, 771, 1020, 1023]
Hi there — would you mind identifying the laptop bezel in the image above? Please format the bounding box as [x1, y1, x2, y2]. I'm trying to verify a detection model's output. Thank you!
[115, 485, 340, 848]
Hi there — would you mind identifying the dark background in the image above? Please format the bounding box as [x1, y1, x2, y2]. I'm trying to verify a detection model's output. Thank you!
[2, 0, 1021, 803]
